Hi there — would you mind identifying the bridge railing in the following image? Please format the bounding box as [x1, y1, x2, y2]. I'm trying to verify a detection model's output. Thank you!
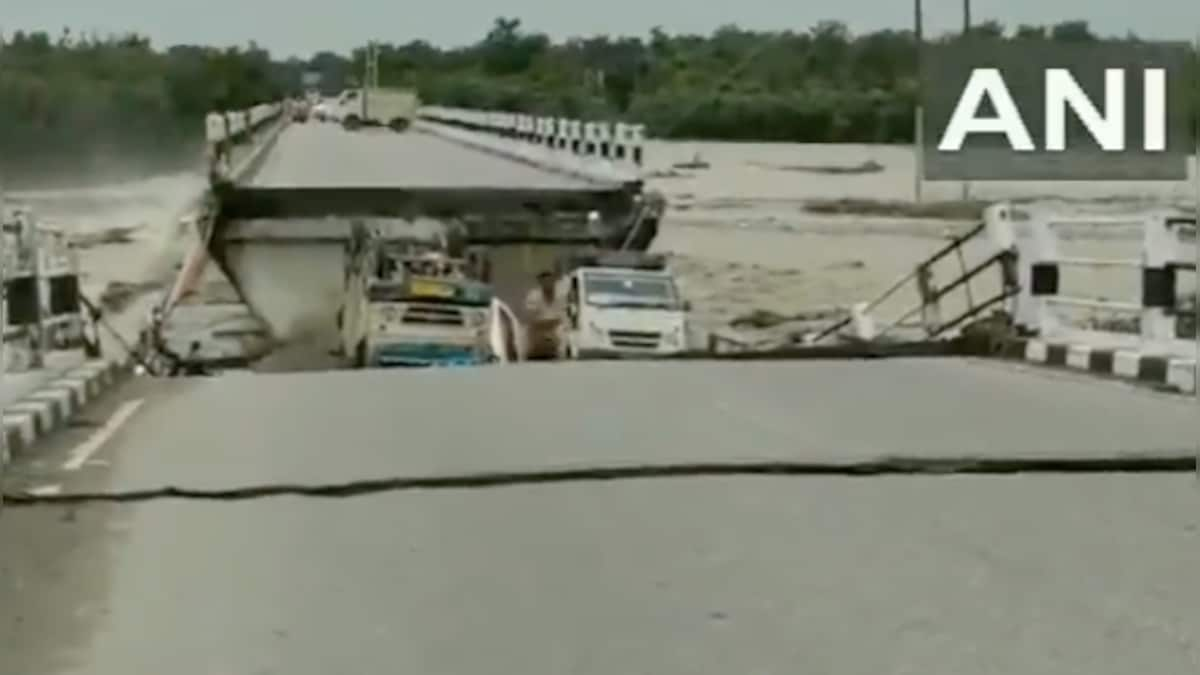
[808, 201, 1196, 355]
[204, 101, 289, 179]
[204, 102, 286, 146]
[418, 106, 646, 184]
[991, 203, 1197, 349]
[1, 207, 87, 369]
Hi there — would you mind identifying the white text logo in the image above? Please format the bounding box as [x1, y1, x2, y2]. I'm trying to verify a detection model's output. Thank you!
[937, 68, 1167, 152]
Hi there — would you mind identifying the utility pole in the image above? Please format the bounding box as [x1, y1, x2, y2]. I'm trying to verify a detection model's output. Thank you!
[1194, 32, 1199, 478]
[960, 0, 972, 203]
[27, 214, 44, 369]
[0, 198, 6, 467]
[913, 0, 924, 203]
[363, 41, 380, 119]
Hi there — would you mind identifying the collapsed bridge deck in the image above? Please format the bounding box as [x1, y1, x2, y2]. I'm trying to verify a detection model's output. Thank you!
[163, 119, 659, 367]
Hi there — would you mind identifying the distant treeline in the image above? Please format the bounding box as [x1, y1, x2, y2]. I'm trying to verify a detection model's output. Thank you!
[0, 20, 1196, 185]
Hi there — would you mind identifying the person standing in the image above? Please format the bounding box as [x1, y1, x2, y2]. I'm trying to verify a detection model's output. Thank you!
[524, 271, 566, 360]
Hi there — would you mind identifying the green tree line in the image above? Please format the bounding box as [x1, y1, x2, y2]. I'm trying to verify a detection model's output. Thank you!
[1, 20, 1197, 185]
[0, 30, 290, 185]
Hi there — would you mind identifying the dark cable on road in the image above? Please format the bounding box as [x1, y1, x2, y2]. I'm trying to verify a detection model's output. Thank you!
[2, 454, 1195, 506]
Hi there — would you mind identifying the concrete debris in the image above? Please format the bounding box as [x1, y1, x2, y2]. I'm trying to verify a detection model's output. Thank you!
[645, 168, 692, 179]
[824, 259, 866, 270]
[672, 154, 711, 170]
[748, 159, 884, 175]
[70, 225, 143, 249]
[99, 280, 163, 313]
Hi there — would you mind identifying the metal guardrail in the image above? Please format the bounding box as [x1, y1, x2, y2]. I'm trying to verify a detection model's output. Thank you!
[204, 101, 289, 181]
[1, 208, 87, 368]
[815, 202, 1197, 357]
[418, 106, 646, 184]
[205, 102, 286, 145]
[990, 203, 1197, 343]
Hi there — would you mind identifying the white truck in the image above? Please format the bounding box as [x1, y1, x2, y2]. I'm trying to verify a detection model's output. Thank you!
[334, 87, 419, 132]
[559, 252, 691, 360]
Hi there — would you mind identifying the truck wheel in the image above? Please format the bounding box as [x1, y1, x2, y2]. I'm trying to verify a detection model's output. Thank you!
[387, 118, 410, 133]
[353, 341, 367, 368]
[343, 115, 362, 131]
[335, 307, 343, 330]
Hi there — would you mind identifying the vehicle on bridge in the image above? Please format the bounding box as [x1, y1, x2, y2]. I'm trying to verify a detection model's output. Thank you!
[200, 100, 664, 370]
[559, 251, 691, 359]
[335, 87, 420, 132]
[312, 100, 332, 122]
[292, 99, 310, 123]
[338, 223, 494, 367]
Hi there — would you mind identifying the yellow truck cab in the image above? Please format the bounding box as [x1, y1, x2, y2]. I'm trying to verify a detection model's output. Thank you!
[339, 225, 493, 367]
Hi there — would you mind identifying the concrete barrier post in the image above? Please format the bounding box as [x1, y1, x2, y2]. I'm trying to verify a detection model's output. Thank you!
[612, 123, 630, 164]
[1027, 209, 1065, 336]
[567, 120, 582, 155]
[1141, 213, 1184, 342]
[593, 122, 611, 173]
[555, 117, 571, 149]
[583, 122, 598, 157]
[629, 124, 645, 167]
[1002, 205, 1051, 335]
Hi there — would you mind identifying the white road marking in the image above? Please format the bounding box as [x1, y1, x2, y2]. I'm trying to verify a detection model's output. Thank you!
[26, 484, 62, 496]
[62, 399, 145, 471]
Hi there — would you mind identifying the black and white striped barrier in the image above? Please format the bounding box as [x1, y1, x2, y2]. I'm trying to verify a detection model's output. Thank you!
[989, 203, 1197, 343]
[2, 359, 126, 463]
[2, 209, 86, 368]
[986, 202, 1197, 393]
[419, 106, 646, 184]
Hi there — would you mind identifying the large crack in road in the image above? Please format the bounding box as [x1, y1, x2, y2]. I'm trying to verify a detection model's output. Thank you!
[3, 454, 1195, 506]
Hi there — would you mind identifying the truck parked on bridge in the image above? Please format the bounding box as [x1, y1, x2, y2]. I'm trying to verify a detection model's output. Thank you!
[558, 251, 691, 359]
[333, 87, 420, 132]
[338, 222, 494, 367]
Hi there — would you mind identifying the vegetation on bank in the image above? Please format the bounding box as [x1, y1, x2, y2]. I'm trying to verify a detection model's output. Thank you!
[1, 20, 1197, 185]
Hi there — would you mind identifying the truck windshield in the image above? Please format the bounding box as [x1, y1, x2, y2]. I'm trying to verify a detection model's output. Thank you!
[367, 281, 490, 306]
[583, 274, 678, 309]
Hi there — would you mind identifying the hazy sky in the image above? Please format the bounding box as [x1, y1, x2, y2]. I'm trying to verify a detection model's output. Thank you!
[5, 0, 1198, 59]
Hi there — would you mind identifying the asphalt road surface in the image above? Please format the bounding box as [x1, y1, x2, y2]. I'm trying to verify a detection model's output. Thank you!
[2, 358, 1199, 675]
[249, 122, 599, 190]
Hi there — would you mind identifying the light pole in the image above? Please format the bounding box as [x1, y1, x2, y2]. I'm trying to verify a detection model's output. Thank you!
[363, 41, 380, 119]
[31, 217, 46, 369]
[1194, 33, 1199, 477]
[913, 0, 924, 203]
[0, 199, 7, 468]
[960, 0, 972, 203]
